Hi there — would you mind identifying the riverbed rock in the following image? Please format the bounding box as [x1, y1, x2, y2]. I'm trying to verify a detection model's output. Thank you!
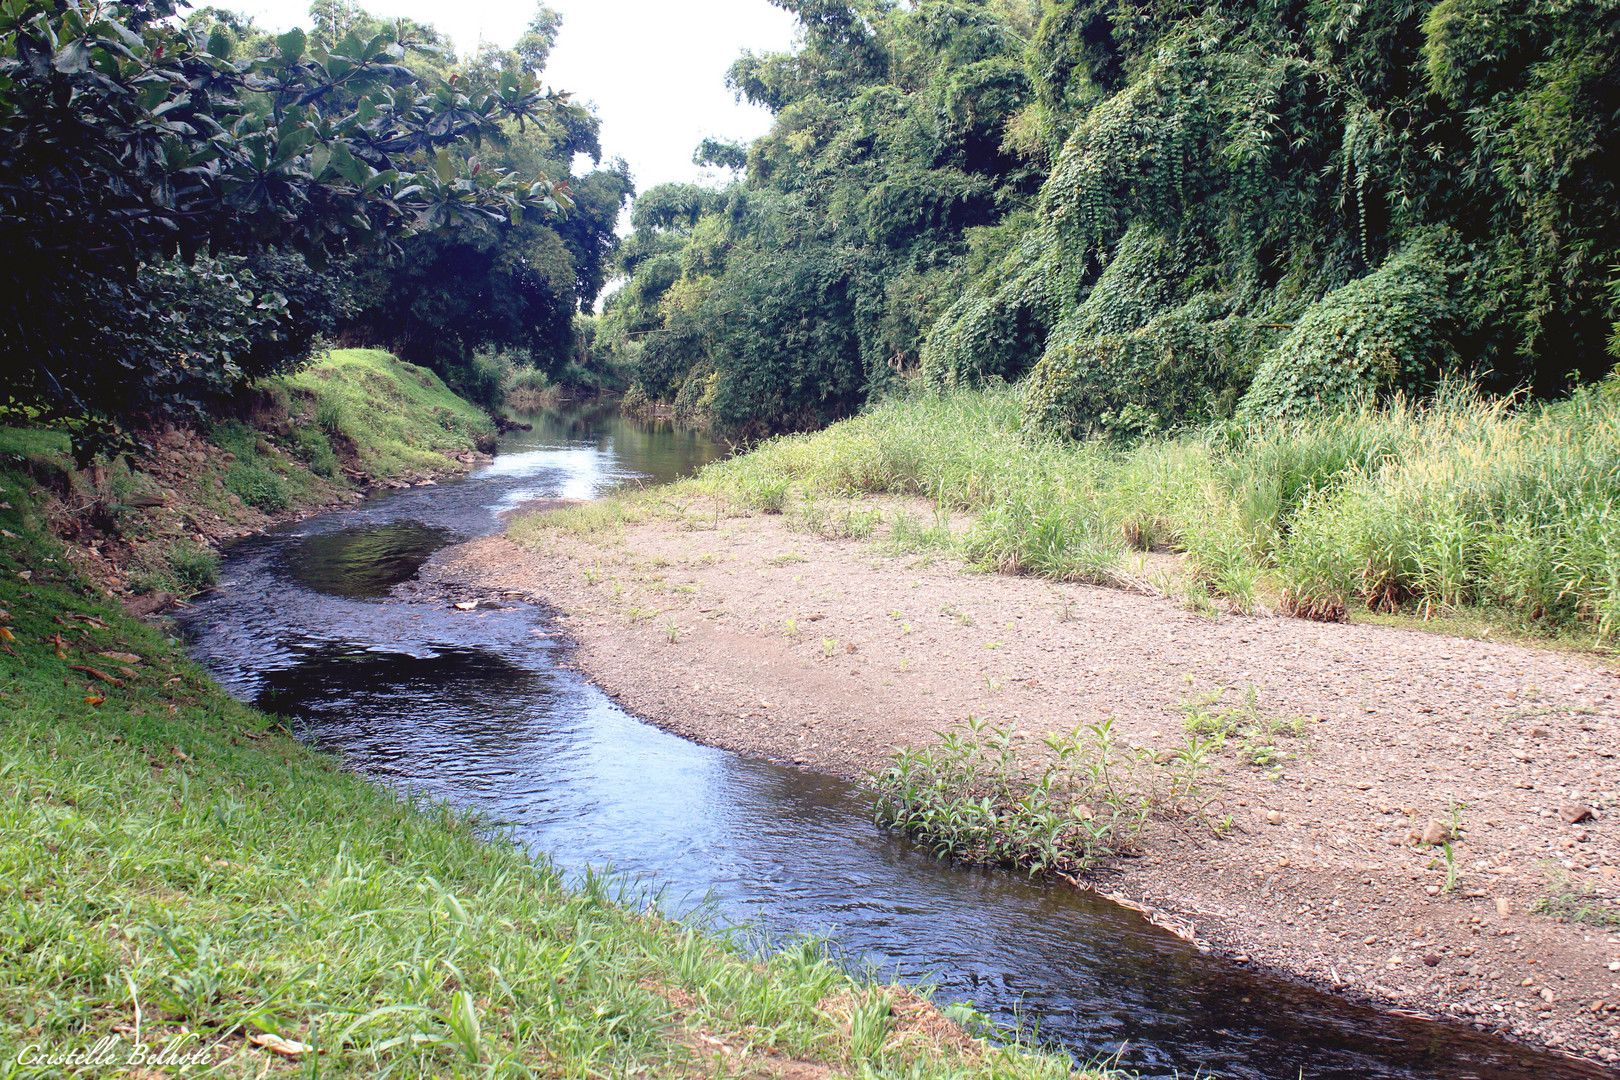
[121, 591, 176, 617]
[1561, 802, 1595, 824]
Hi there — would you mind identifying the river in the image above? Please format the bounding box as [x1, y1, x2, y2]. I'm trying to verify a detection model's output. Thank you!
[183, 400, 1611, 1080]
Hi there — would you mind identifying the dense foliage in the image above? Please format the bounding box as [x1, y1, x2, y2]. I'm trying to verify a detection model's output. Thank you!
[0, 0, 581, 453]
[603, 0, 1044, 435]
[319, 2, 634, 390]
[612, 0, 1618, 438]
[935, 0, 1620, 434]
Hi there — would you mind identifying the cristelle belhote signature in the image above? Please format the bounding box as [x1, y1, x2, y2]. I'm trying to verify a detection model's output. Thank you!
[14, 1032, 214, 1070]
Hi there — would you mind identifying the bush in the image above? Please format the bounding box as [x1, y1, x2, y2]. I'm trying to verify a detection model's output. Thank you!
[443, 350, 510, 411]
[1238, 239, 1461, 420]
[920, 228, 1064, 388]
[225, 462, 291, 513]
[502, 363, 554, 412]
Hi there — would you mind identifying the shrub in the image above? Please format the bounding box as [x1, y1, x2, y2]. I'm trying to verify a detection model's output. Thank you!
[225, 462, 290, 513]
[869, 716, 1215, 877]
[165, 539, 221, 594]
[1239, 240, 1460, 420]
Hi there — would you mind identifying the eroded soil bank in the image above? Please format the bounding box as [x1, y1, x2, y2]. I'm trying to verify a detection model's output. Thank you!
[423, 500, 1620, 1071]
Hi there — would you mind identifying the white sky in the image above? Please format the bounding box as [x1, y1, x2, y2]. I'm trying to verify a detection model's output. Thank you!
[235, 0, 799, 193]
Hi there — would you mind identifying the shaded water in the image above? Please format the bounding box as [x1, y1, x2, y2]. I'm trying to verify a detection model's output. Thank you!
[186, 401, 1609, 1080]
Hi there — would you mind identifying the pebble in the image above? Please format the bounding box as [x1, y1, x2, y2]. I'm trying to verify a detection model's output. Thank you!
[1496, 897, 1513, 917]
[1267, 810, 1283, 825]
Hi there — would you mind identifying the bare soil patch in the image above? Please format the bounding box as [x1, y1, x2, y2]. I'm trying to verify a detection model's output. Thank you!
[423, 501, 1620, 1070]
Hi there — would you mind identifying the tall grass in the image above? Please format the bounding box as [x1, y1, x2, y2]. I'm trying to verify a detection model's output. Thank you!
[683, 381, 1620, 642]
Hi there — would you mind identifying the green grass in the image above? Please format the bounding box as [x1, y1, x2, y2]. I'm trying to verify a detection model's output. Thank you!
[276, 349, 495, 478]
[672, 381, 1620, 650]
[869, 716, 1216, 878]
[0, 507, 1099, 1079]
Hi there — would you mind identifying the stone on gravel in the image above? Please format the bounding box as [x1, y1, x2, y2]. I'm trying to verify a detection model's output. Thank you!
[1420, 819, 1454, 845]
[121, 591, 176, 617]
[1266, 810, 1283, 825]
[1560, 802, 1595, 824]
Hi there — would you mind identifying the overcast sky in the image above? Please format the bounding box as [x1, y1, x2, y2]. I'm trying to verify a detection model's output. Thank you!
[236, 0, 799, 193]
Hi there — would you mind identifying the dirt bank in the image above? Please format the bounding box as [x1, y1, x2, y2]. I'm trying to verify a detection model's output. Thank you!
[423, 499, 1620, 1070]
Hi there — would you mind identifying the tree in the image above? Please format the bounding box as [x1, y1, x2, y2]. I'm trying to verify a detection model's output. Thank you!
[605, 0, 1041, 433]
[0, 0, 574, 453]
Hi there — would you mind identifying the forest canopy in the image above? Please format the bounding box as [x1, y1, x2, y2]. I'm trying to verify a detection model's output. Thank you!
[603, 0, 1620, 439]
[0, 0, 629, 453]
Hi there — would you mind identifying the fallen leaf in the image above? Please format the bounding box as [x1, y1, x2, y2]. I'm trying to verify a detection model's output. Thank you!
[97, 651, 142, 664]
[69, 665, 124, 687]
[51, 632, 67, 659]
[0, 627, 14, 641]
[247, 1032, 312, 1057]
[83, 695, 105, 706]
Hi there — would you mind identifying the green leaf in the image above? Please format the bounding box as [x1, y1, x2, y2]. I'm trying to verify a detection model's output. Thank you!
[276, 28, 305, 63]
[206, 27, 233, 60]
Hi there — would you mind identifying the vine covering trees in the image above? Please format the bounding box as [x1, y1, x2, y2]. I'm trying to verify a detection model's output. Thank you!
[609, 0, 1620, 439]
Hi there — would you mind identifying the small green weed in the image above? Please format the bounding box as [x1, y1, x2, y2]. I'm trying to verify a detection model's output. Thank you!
[1533, 869, 1620, 926]
[869, 716, 1217, 878]
[1181, 684, 1310, 767]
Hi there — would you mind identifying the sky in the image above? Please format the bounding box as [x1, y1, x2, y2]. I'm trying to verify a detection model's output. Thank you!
[237, 0, 800, 193]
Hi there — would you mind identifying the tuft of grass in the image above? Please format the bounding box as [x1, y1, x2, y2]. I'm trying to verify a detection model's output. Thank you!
[0, 533, 1103, 1080]
[223, 461, 290, 512]
[509, 498, 642, 542]
[870, 716, 1217, 878]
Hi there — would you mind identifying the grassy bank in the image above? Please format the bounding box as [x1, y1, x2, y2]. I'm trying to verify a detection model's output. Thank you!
[0, 511, 1096, 1078]
[661, 383, 1620, 651]
[0, 349, 494, 602]
[275, 349, 495, 479]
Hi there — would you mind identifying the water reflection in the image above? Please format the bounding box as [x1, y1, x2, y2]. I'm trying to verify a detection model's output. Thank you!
[183, 403, 1610, 1080]
[280, 522, 453, 598]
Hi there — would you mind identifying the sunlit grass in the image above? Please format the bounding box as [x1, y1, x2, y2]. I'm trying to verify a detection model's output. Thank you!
[0, 496, 1098, 1079]
[673, 381, 1620, 650]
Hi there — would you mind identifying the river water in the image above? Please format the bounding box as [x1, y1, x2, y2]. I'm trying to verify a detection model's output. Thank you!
[185, 401, 1610, 1080]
